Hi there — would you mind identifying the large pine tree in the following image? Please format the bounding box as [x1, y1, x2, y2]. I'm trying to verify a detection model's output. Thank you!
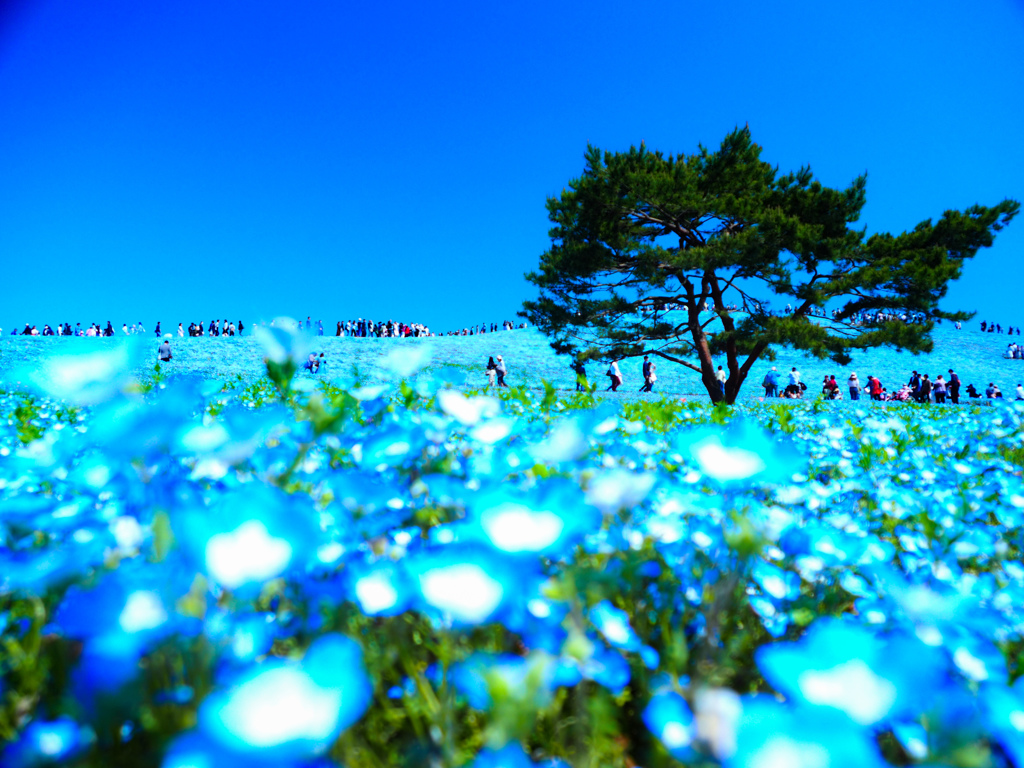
[521, 128, 1018, 403]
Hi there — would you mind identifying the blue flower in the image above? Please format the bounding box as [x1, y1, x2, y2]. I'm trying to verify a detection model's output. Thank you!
[407, 545, 529, 627]
[346, 560, 414, 617]
[589, 601, 641, 652]
[3, 717, 93, 767]
[674, 420, 800, 486]
[643, 691, 694, 759]
[468, 481, 598, 557]
[199, 634, 370, 759]
[728, 697, 886, 768]
[756, 619, 944, 726]
[177, 486, 319, 592]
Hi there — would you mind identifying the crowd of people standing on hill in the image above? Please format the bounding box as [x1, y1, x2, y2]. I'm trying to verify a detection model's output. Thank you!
[757, 366, 1024, 404]
[3, 317, 528, 339]
[981, 321, 1020, 336]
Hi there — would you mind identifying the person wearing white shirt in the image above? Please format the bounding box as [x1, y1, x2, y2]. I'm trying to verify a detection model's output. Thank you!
[715, 365, 727, 397]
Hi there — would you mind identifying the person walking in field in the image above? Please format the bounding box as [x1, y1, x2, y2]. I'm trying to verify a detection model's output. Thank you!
[640, 355, 653, 392]
[486, 356, 497, 388]
[495, 355, 508, 387]
[606, 360, 622, 391]
[157, 340, 173, 362]
[933, 375, 948, 404]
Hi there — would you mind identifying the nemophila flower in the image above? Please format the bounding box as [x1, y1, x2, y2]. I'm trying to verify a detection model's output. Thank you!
[359, 423, 424, 468]
[469, 416, 517, 445]
[728, 697, 886, 768]
[3, 717, 94, 767]
[590, 601, 641, 652]
[178, 486, 319, 592]
[0, 538, 112, 595]
[673, 420, 801, 486]
[530, 416, 590, 464]
[585, 469, 656, 514]
[436, 389, 501, 426]
[554, 645, 632, 694]
[756, 619, 945, 726]
[890, 720, 929, 760]
[643, 691, 694, 760]
[346, 559, 414, 617]
[467, 481, 598, 557]
[204, 611, 279, 666]
[7, 342, 141, 405]
[253, 318, 310, 365]
[406, 545, 530, 627]
[199, 634, 370, 759]
[466, 742, 534, 768]
[56, 569, 176, 649]
[55, 565, 193, 698]
[382, 343, 434, 378]
[748, 596, 790, 638]
[751, 560, 801, 601]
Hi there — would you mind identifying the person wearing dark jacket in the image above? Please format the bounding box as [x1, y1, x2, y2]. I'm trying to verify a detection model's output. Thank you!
[918, 375, 932, 403]
[948, 369, 961, 404]
[572, 359, 588, 391]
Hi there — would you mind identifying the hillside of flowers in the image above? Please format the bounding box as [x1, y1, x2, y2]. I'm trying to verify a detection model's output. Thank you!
[2, 317, 1021, 400]
[3, 321, 1024, 767]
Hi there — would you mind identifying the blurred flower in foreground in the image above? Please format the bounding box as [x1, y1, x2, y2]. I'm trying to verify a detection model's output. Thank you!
[468, 481, 598, 557]
[178, 486, 319, 592]
[407, 545, 529, 627]
[3, 717, 94, 767]
[253, 318, 310, 365]
[7, 343, 141, 405]
[756, 619, 943, 726]
[643, 691, 694, 760]
[728, 697, 885, 768]
[198, 634, 370, 760]
[674, 420, 800, 486]
[384, 344, 433, 378]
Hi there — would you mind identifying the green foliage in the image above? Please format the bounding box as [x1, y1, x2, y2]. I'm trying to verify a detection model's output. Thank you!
[521, 127, 1019, 404]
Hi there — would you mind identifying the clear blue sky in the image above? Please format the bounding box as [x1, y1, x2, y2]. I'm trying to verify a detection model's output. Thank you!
[1, 0, 1022, 334]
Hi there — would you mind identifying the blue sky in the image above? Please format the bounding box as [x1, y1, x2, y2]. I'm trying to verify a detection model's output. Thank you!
[1, 0, 1022, 334]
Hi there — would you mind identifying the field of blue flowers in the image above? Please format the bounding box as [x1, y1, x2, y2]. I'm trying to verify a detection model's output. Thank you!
[2, 316, 1022, 399]
[2, 320, 1024, 767]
